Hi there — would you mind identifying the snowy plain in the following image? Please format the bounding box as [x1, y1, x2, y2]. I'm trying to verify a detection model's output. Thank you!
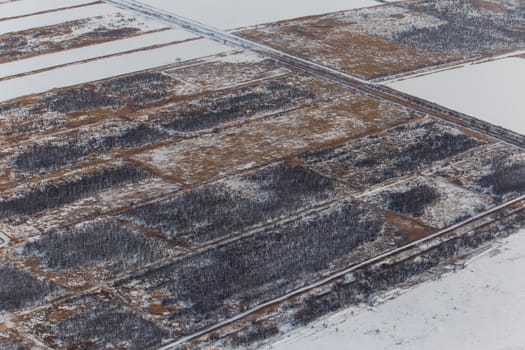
[0, 39, 231, 102]
[388, 57, 525, 135]
[268, 229, 525, 350]
[137, 0, 380, 30]
[0, 3, 120, 35]
[0, 29, 197, 79]
[0, 0, 97, 20]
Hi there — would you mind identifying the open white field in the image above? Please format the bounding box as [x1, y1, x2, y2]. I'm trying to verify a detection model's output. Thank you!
[0, 0, 97, 20]
[0, 3, 120, 35]
[268, 229, 525, 350]
[138, 0, 380, 30]
[0, 29, 197, 79]
[0, 39, 231, 102]
[388, 57, 525, 135]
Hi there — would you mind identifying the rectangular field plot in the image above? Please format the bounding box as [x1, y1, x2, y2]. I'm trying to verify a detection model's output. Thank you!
[0, 70, 189, 140]
[0, 10, 167, 64]
[388, 57, 525, 135]
[0, 161, 151, 223]
[0, 0, 99, 20]
[0, 4, 123, 36]
[15, 293, 170, 350]
[167, 51, 287, 90]
[0, 29, 197, 79]
[9, 123, 170, 175]
[19, 218, 178, 287]
[133, 91, 419, 185]
[1, 71, 313, 178]
[120, 162, 338, 245]
[431, 143, 525, 203]
[0, 52, 282, 143]
[152, 75, 316, 134]
[238, 0, 525, 79]
[301, 119, 487, 192]
[114, 199, 402, 334]
[2, 175, 181, 239]
[0, 39, 231, 102]
[365, 175, 493, 236]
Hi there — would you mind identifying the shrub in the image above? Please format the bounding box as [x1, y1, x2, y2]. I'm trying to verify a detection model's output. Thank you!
[127, 200, 383, 315]
[0, 266, 58, 312]
[24, 220, 169, 271]
[386, 184, 440, 217]
[14, 126, 168, 173]
[0, 165, 150, 218]
[121, 163, 334, 243]
[478, 159, 525, 196]
[56, 306, 167, 350]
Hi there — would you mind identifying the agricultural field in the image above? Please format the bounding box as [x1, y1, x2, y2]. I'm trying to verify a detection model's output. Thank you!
[0, 8, 168, 64]
[1, 0, 524, 349]
[238, 0, 525, 80]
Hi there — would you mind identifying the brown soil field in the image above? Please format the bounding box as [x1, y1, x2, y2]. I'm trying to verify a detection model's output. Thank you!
[239, 17, 456, 80]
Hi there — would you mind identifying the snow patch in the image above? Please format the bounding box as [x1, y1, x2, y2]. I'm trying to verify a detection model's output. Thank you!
[0, 29, 197, 79]
[0, 39, 231, 102]
[0, 0, 97, 20]
[137, 0, 380, 30]
[268, 229, 525, 350]
[0, 3, 120, 35]
[388, 57, 525, 136]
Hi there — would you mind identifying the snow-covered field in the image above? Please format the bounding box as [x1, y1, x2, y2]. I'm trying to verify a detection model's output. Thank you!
[0, 39, 231, 102]
[0, 0, 97, 20]
[0, 3, 120, 35]
[268, 229, 525, 350]
[388, 57, 525, 135]
[137, 0, 380, 29]
[0, 29, 197, 79]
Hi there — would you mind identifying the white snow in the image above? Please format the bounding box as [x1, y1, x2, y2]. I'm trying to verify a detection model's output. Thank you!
[0, 39, 231, 102]
[0, 0, 97, 20]
[268, 229, 525, 350]
[137, 0, 380, 30]
[388, 57, 525, 136]
[0, 3, 120, 35]
[0, 29, 197, 79]
[0, 231, 9, 248]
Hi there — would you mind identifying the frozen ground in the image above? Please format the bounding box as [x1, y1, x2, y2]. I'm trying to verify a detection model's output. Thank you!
[268, 229, 525, 350]
[0, 29, 197, 79]
[0, 3, 120, 35]
[0, 39, 231, 102]
[0, 231, 9, 248]
[388, 57, 525, 135]
[0, 0, 96, 20]
[138, 0, 379, 30]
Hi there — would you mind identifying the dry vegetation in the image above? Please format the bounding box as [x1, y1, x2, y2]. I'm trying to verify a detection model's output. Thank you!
[0, 12, 168, 64]
[1, 1, 525, 349]
[238, 0, 525, 79]
[240, 18, 454, 80]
